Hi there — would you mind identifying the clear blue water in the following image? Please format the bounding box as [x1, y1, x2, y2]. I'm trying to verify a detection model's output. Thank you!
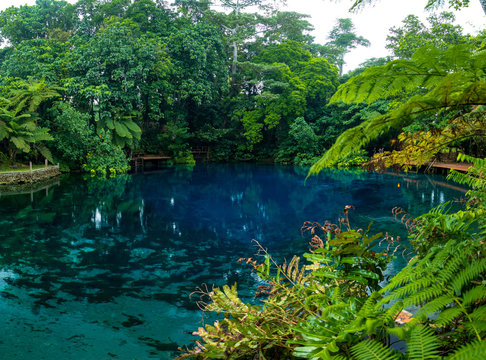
[0, 164, 467, 359]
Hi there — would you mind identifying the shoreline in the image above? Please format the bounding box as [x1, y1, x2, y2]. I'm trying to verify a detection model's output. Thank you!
[0, 165, 61, 185]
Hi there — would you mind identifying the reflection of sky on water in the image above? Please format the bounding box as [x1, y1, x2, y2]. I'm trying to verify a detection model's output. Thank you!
[0, 164, 468, 359]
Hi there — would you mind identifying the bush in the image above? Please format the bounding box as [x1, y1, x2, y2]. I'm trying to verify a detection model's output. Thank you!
[275, 117, 321, 165]
[48, 102, 93, 169]
[82, 130, 129, 175]
[337, 149, 370, 168]
[171, 150, 196, 165]
[293, 153, 321, 167]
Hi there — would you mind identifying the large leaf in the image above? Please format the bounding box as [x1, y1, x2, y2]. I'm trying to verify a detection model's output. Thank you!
[114, 121, 131, 138]
[123, 119, 142, 134]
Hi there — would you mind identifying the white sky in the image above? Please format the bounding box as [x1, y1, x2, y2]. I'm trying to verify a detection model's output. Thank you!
[284, 0, 486, 72]
[2, 0, 485, 72]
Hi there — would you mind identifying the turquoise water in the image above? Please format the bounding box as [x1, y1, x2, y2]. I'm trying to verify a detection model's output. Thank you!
[0, 164, 467, 359]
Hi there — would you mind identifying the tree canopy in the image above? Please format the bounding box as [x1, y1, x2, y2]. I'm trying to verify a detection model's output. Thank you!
[0, 0, 483, 174]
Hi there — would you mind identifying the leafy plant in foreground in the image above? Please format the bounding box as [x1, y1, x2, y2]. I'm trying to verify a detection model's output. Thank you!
[181, 158, 486, 359]
[179, 213, 395, 359]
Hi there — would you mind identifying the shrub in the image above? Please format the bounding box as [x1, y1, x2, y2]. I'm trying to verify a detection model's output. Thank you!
[82, 130, 129, 175]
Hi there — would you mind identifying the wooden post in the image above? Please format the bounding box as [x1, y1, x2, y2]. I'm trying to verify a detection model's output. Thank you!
[45, 158, 48, 168]
[30, 162, 33, 172]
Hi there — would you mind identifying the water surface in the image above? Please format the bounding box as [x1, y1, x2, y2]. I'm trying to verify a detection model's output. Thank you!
[0, 164, 467, 359]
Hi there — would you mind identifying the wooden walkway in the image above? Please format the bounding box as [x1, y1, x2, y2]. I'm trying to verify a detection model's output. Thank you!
[131, 154, 171, 169]
[130, 146, 210, 170]
[429, 162, 472, 172]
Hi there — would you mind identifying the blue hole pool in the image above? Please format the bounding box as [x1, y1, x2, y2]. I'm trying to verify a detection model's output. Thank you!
[0, 164, 467, 359]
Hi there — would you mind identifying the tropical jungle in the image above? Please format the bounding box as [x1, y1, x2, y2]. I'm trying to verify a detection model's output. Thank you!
[0, 0, 485, 359]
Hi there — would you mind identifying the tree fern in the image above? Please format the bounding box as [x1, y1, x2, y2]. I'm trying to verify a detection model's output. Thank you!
[309, 45, 486, 173]
[379, 239, 486, 341]
[9, 78, 63, 113]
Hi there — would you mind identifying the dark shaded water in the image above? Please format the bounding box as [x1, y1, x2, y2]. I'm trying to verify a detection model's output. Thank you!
[0, 164, 467, 359]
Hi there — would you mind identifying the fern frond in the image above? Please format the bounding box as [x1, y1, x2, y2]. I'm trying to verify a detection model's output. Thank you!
[329, 45, 471, 104]
[404, 285, 445, 307]
[309, 113, 399, 173]
[351, 339, 400, 360]
[319, 302, 350, 321]
[357, 292, 382, 318]
[382, 278, 434, 304]
[468, 304, 486, 322]
[456, 153, 486, 168]
[380, 257, 423, 293]
[309, 45, 486, 172]
[437, 250, 469, 284]
[462, 286, 486, 307]
[415, 294, 454, 318]
[380, 301, 404, 324]
[37, 144, 54, 164]
[434, 307, 465, 327]
[406, 324, 440, 360]
[450, 259, 486, 295]
[463, 320, 486, 337]
[444, 340, 486, 360]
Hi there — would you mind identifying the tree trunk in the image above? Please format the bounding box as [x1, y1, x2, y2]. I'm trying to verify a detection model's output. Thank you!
[231, 1, 241, 75]
[8, 146, 17, 167]
[338, 54, 344, 76]
[232, 40, 238, 74]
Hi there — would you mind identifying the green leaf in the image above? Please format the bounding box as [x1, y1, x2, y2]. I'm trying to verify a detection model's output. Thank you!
[445, 341, 486, 360]
[352, 339, 400, 360]
[114, 122, 131, 138]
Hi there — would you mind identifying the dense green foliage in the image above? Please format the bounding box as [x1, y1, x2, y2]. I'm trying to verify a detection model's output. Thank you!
[0, 1, 479, 174]
[346, 0, 486, 15]
[0, 0, 418, 173]
[0, 0, 346, 171]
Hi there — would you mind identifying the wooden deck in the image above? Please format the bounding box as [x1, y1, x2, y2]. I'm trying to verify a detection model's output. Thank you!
[137, 155, 171, 161]
[131, 154, 171, 170]
[430, 162, 472, 172]
[130, 146, 210, 170]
